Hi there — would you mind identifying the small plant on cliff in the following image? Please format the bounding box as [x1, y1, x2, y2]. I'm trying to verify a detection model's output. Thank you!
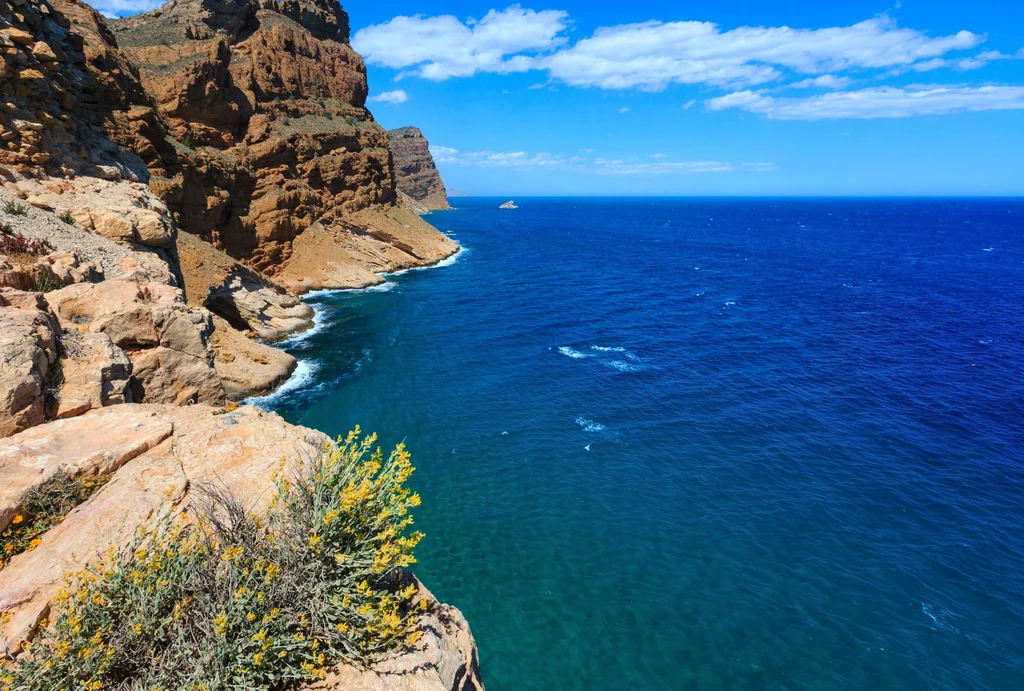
[180, 134, 197, 151]
[2, 201, 28, 216]
[57, 210, 75, 225]
[2, 428, 426, 690]
[0, 227, 53, 259]
[0, 470, 111, 572]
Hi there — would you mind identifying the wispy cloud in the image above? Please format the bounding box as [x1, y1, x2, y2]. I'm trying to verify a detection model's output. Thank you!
[429, 146, 774, 175]
[367, 89, 409, 104]
[706, 85, 1024, 119]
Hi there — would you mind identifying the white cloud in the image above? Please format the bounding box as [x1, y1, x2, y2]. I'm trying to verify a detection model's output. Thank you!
[706, 85, 1024, 120]
[429, 146, 773, 175]
[787, 75, 853, 89]
[542, 16, 982, 90]
[367, 89, 409, 104]
[352, 6, 570, 80]
[355, 8, 1016, 103]
[84, 0, 163, 17]
[618, 107, 630, 113]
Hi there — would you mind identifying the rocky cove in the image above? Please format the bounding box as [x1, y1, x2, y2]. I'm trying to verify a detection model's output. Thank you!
[0, 1, 477, 689]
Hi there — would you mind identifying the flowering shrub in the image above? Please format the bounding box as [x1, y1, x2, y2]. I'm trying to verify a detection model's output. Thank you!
[1, 428, 425, 691]
[0, 471, 110, 572]
[0, 224, 52, 258]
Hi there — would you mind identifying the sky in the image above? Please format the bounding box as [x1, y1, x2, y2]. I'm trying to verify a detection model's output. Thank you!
[91, 1, 1024, 196]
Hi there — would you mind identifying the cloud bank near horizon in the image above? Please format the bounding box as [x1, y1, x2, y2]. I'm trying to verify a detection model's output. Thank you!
[353, 6, 1024, 120]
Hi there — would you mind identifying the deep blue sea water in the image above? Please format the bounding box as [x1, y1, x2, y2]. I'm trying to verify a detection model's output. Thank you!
[257, 198, 1024, 690]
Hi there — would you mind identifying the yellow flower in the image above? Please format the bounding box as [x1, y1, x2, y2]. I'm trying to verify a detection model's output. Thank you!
[11, 515, 23, 525]
[28, 538, 42, 550]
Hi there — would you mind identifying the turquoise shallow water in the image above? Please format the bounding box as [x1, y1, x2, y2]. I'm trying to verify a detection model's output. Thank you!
[258, 198, 1024, 690]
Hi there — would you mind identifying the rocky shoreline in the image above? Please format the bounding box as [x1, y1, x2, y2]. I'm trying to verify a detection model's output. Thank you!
[0, 1, 479, 688]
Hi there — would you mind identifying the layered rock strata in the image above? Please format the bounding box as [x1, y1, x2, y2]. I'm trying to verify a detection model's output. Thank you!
[389, 126, 451, 212]
[113, 0, 459, 290]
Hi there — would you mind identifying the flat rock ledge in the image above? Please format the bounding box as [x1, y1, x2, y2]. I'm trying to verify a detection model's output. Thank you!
[0, 404, 483, 691]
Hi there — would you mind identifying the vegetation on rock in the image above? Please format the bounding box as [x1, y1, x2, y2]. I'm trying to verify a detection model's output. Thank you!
[0, 471, 111, 572]
[1, 428, 426, 690]
[0, 226, 52, 259]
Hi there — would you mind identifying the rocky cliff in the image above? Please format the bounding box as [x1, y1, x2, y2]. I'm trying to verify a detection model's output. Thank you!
[112, 0, 458, 292]
[389, 126, 451, 213]
[0, 2, 479, 687]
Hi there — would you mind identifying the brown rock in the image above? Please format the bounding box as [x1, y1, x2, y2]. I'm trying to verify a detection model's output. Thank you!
[0, 287, 59, 438]
[3, 28, 33, 47]
[388, 127, 452, 212]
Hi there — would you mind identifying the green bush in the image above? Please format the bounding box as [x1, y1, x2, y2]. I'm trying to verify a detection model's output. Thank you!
[3, 201, 27, 216]
[1, 428, 425, 690]
[57, 211, 75, 226]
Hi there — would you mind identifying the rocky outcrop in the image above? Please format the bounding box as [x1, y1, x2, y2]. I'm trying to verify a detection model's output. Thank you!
[0, 404, 483, 691]
[0, 404, 329, 652]
[210, 313, 297, 400]
[45, 278, 225, 405]
[0, 288, 59, 436]
[52, 330, 132, 419]
[388, 127, 451, 212]
[313, 579, 483, 691]
[113, 0, 459, 288]
[177, 229, 314, 341]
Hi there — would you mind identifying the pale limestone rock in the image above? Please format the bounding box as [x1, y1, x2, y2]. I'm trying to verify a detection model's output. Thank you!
[0, 404, 330, 653]
[54, 332, 132, 419]
[0, 288, 58, 437]
[312, 579, 484, 691]
[44, 279, 226, 405]
[210, 314, 297, 400]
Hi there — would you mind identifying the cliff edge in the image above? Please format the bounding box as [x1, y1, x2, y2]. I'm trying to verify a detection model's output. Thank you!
[389, 126, 451, 213]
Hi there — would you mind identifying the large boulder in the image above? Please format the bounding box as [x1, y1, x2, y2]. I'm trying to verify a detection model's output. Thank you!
[45, 279, 225, 405]
[0, 288, 59, 437]
[210, 314, 297, 400]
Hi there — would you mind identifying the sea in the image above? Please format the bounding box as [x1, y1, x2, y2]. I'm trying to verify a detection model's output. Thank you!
[254, 198, 1024, 690]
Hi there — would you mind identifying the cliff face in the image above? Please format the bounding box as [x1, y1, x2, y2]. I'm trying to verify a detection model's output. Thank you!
[112, 0, 457, 291]
[389, 126, 451, 212]
[0, 2, 480, 686]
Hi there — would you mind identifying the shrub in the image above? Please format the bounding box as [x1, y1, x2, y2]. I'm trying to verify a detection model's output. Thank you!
[0, 226, 53, 258]
[2, 428, 426, 690]
[57, 211, 75, 225]
[181, 134, 197, 151]
[0, 470, 110, 572]
[3, 201, 27, 216]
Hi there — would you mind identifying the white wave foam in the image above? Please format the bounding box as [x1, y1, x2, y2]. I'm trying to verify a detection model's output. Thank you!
[247, 359, 319, 409]
[591, 345, 640, 361]
[558, 346, 593, 359]
[390, 247, 467, 277]
[606, 360, 642, 372]
[575, 416, 605, 432]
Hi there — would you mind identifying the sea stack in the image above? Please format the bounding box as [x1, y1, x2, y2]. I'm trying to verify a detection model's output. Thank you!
[500, 200, 519, 209]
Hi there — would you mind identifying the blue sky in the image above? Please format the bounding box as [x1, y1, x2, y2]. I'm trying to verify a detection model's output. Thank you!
[94, 1, 1024, 195]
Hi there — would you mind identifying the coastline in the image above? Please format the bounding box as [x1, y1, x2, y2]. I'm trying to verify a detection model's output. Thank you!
[248, 243, 467, 408]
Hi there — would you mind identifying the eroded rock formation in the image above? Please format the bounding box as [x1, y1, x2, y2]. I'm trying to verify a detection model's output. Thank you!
[389, 126, 451, 213]
[113, 0, 458, 291]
